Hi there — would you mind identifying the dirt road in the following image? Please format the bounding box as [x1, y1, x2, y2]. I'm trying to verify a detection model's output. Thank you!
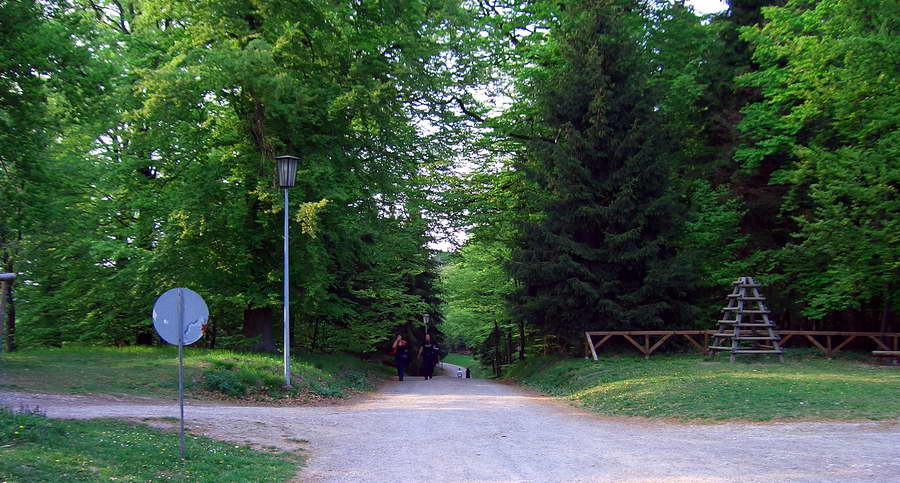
[3, 363, 899, 482]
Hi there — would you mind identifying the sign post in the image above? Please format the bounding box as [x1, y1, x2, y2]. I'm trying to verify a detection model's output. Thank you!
[152, 287, 208, 458]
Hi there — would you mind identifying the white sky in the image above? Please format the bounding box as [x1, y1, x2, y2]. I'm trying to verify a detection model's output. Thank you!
[688, 0, 729, 14]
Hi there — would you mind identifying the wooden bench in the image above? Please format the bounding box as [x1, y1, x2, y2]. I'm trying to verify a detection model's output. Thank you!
[872, 351, 900, 364]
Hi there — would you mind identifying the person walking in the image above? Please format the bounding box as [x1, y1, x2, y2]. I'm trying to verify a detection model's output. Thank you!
[418, 333, 438, 380]
[392, 334, 410, 381]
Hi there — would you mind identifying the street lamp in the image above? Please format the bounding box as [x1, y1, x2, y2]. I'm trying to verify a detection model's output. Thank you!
[423, 313, 430, 334]
[275, 155, 300, 387]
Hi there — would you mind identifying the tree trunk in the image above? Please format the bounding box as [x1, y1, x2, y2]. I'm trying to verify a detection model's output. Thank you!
[0, 280, 9, 353]
[493, 321, 502, 376]
[881, 282, 891, 346]
[243, 307, 275, 352]
[518, 319, 525, 360]
[208, 316, 217, 349]
[4, 284, 14, 353]
[135, 331, 154, 345]
[312, 318, 320, 352]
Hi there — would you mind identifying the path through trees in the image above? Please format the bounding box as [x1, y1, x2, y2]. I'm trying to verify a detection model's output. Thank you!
[3, 364, 897, 482]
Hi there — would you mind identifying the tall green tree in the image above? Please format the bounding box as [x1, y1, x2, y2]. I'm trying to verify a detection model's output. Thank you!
[14, 0, 473, 352]
[505, 0, 697, 350]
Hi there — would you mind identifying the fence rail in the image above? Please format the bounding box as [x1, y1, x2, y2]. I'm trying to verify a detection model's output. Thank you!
[584, 330, 900, 360]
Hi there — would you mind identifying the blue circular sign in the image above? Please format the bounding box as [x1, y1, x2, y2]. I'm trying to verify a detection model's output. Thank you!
[152, 288, 209, 346]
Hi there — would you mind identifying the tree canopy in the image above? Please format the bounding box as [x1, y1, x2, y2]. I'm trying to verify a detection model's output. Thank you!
[2, 0, 896, 359]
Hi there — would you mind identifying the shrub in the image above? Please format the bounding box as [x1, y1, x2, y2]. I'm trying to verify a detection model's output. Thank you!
[202, 369, 246, 397]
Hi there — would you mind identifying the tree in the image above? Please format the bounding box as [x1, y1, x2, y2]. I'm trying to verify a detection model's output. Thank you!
[14, 0, 472, 351]
[505, 0, 697, 350]
[441, 239, 516, 352]
[738, 0, 899, 330]
[1, 0, 101, 348]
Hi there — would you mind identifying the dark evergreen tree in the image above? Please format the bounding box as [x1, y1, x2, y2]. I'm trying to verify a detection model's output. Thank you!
[507, 0, 696, 349]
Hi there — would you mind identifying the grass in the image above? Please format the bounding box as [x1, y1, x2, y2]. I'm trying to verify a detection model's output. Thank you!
[0, 346, 392, 402]
[504, 350, 900, 421]
[442, 353, 489, 378]
[0, 406, 299, 482]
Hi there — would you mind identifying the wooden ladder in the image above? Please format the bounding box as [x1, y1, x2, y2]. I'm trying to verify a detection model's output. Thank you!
[710, 277, 784, 363]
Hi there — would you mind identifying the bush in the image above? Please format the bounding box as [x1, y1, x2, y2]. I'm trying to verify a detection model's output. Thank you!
[202, 368, 246, 397]
[309, 380, 344, 398]
[214, 335, 261, 352]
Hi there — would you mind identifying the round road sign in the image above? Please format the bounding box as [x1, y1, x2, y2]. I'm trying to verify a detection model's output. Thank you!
[152, 288, 208, 346]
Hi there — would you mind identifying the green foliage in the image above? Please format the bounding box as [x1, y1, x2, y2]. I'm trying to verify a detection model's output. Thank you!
[11, 0, 460, 351]
[202, 368, 247, 397]
[0, 407, 298, 481]
[506, 354, 900, 420]
[737, 0, 899, 322]
[3, 0, 896, 355]
[295, 199, 331, 238]
[440, 240, 515, 349]
[214, 335, 262, 353]
[506, 0, 699, 347]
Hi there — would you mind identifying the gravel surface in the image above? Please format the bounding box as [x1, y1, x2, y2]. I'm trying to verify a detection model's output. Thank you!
[2, 362, 899, 482]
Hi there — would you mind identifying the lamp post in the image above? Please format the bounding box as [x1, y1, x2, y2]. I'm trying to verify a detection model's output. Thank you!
[423, 313, 430, 335]
[275, 155, 299, 387]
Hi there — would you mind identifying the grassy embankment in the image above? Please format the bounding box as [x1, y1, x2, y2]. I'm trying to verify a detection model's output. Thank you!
[1, 406, 298, 481]
[0, 345, 392, 401]
[442, 353, 489, 378]
[505, 351, 900, 421]
[0, 346, 392, 481]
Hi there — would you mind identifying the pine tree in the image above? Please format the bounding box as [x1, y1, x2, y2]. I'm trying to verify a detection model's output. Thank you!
[507, 0, 695, 349]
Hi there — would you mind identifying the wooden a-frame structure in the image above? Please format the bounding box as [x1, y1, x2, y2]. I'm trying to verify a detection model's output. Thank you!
[709, 276, 784, 362]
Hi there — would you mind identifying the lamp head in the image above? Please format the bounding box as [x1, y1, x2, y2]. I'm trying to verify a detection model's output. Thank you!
[274, 155, 300, 188]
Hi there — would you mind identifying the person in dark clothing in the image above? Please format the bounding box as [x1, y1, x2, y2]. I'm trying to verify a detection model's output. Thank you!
[392, 335, 410, 381]
[418, 333, 438, 380]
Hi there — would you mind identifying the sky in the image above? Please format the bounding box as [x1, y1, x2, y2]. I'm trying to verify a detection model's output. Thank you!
[687, 0, 729, 14]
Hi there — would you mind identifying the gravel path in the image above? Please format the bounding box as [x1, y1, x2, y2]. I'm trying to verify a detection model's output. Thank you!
[3, 363, 899, 482]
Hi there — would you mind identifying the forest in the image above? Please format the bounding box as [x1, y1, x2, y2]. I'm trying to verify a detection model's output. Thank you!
[1, 0, 897, 364]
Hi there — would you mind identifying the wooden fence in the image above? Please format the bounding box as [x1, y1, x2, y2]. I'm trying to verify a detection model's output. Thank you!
[584, 330, 900, 360]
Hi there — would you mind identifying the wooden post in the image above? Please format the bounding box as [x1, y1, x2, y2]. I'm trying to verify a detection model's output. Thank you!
[585, 332, 599, 361]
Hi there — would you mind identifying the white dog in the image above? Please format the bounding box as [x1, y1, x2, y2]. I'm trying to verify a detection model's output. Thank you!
[456, 368, 463, 379]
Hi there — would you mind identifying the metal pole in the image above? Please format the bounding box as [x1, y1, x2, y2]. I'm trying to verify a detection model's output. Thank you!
[283, 188, 291, 387]
[178, 289, 185, 458]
